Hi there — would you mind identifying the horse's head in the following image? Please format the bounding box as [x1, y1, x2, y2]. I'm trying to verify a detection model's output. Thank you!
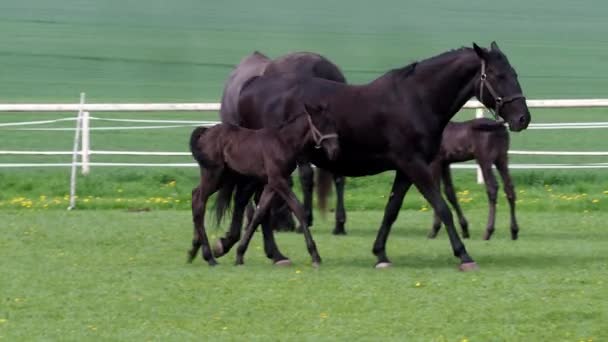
[473, 41, 531, 132]
[304, 103, 340, 160]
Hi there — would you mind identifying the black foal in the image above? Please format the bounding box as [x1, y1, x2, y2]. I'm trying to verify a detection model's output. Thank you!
[428, 118, 519, 240]
[187, 104, 339, 266]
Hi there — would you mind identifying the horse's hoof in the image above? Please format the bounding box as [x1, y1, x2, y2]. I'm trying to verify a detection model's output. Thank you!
[212, 240, 225, 257]
[312, 261, 321, 268]
[274, 259, 292, 267]
[207, 259, 218, 267]
[375, 262, 392, 269]
[459, 262, 479, 272]
[187, 252, 195, 263]
[332, 229, 347, 235]
[427, 232, 438, 239]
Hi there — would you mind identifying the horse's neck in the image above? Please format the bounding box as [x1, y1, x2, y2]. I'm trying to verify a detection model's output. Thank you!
[411, 50, 480, 124]
[277, 116, 310, 153]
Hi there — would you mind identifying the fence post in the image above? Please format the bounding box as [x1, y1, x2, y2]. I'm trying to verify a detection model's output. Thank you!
[475, 108, 485, 184]
[68, 92, 85, 210]
[81, 111, 90, 175]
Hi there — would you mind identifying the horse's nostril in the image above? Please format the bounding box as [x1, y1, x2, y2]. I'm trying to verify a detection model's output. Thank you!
[519, 115, 526, 124]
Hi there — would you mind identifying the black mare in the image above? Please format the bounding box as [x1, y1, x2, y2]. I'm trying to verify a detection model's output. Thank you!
[217, 42, 530, 270]
[428, 118, 519, 241]
[188, 104, 339, 266]
[218, 51, 349, 235]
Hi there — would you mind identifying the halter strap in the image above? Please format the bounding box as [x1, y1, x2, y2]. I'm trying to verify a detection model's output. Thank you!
[479, 60, 525, 119]
[306, 115, 338, 148]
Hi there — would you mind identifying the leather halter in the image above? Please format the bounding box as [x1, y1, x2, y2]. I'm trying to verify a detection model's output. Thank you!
[307, 115, 338, 148]
[479, 59, 525, 119]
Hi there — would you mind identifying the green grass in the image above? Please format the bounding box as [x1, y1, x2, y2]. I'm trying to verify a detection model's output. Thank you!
[1, 209, 606, 340]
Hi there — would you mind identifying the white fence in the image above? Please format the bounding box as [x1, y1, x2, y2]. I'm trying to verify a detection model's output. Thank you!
[1, 95, 608, 207]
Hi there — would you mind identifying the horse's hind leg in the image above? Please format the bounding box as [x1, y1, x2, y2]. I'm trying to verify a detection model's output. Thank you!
[189, 171, 221, 266]
[332, 175, 347, 235]
[273, 181, 322, 266]
[235, 187, 275, 265]
[479, 161, 499, 240]
[440, 163, 469, 238]
[495, 157, 519, 240]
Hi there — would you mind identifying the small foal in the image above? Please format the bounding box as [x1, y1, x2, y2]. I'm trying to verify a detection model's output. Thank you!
[188, 104, 339, 266]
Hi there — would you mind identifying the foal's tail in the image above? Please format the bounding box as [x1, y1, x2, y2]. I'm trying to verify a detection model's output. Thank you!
[214, 177, 237, 226]
[189, 126, 211, 167]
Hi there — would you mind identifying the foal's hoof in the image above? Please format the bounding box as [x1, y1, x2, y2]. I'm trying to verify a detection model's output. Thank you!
[207, 258, 218, 267]
[427, 231, 438, 239]
[375, 262, 392, 269]
[212, 240, 225, 257]
[274, 259, 292, 267]
[458, 262, 479, 272]
[312, 261, 321, 268]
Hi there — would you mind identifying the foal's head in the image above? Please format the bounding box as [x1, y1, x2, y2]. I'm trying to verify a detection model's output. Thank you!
[473, 41, 531, 132]
[304, 103, 340, 160]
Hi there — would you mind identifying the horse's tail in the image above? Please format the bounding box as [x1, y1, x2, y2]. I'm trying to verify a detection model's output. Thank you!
[189, 126, 212, 167]
[214, 176, 237, 226]
[316, 168, 333, 213]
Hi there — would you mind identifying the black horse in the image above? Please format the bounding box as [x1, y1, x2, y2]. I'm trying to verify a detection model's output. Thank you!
[428, 118, 519, 241]
[216, 42, 531, 270]
[188, 104, 339, 266]
[218, 51, 349, 234]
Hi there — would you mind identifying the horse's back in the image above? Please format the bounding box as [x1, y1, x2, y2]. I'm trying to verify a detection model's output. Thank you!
[266, 52, 346, 83]
[220, 51, 271, 124]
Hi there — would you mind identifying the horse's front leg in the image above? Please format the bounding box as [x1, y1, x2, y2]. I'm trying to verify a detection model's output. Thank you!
[403, 158, 477, 271]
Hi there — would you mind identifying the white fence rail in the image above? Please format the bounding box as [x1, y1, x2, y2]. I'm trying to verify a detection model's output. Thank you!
[2, 95, 608, 207]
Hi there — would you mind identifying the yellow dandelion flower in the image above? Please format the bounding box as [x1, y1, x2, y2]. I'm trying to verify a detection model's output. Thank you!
[603, 190, 608, 194]
[295, 269, 302, 274]
[415, 282, 422, 287]
[320, 312, 329, 319]
[0, 318, 7, 324]
[592, 199, 599, 203]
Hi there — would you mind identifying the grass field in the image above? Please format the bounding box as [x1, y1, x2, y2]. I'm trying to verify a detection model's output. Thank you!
[1, 209, 606, 340]
[1, 0, 608, 340]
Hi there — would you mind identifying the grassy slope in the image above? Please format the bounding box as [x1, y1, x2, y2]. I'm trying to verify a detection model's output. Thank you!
[0, 209, 606, 340]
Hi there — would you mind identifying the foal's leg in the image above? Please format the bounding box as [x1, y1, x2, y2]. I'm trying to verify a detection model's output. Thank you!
[213, 180, 257, 258]
[332, 175, 348, 235]
[235, 187, 275, 265]
[188, 171, 221, 266]
[273, 180, 322, 266]
[495, 157, 519, 240]
[479, 160, 499, 240]
[254, 188, 291, 264]
[372, 171, 412, 268]
[440, 163, 470, 238]
[298, 163, 315, 227]
[403, 158, 476, 270]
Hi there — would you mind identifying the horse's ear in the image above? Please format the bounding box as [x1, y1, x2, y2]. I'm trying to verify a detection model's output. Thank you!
[473, 42, 488, 60]
[490, 41, 501, 52]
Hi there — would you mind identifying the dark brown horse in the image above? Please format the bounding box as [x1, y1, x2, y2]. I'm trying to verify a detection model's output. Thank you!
[188, 104, 339, 266]
[216, 42, 530, 270]
[427, 118, 519, 241]
[219, 51, 348, 234]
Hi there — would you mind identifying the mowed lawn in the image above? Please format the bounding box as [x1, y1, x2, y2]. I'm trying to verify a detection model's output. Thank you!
[1, 208, 606, 340]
